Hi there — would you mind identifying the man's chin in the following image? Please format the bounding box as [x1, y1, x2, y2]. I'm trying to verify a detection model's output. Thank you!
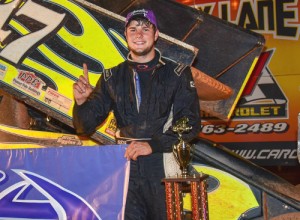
[132, 48, 154, 56]
[132, 50, 147, 56]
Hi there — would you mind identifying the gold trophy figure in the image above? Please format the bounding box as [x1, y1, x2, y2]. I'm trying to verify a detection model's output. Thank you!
[172, 117, 193, 178]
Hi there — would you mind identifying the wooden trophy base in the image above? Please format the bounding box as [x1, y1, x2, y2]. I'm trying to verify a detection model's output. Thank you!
[162, 174, 209, 220]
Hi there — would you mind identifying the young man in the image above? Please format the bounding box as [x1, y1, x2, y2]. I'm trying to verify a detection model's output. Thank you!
[73, 9, 200, 220]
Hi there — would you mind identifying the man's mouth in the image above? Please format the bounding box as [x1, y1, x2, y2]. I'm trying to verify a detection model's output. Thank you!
[134, 41, 145, 45]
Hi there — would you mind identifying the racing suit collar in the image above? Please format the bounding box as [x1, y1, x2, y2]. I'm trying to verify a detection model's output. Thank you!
[127, 48, 165, 70]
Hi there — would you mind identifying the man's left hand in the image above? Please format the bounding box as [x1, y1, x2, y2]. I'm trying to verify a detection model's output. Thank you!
[124, 141, 152, 161]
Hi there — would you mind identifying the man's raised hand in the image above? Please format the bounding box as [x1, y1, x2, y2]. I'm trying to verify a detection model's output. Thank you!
[73, 63, 93, 105]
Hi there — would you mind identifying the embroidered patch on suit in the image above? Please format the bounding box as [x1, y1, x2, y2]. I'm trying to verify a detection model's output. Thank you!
[174, 63, 187, 76]
[103, 69, 112, 81]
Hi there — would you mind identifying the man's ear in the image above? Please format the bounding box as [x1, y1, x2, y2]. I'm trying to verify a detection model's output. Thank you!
[154, 29, 159, 41]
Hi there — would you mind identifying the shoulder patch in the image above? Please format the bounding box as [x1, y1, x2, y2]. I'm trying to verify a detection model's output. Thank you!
[103, 69, 112, 81]
[174, 63, 187, 76]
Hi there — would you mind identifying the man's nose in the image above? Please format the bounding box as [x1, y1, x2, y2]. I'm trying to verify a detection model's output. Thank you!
[135, 31, 143, 38]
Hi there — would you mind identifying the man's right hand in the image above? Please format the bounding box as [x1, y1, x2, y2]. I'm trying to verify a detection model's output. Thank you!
[73, 63, 93, 105]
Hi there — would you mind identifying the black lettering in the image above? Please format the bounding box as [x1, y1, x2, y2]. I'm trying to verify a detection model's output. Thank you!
[257, 0, 274, 31]
[202, 5, 213, 14]
[238, 2, 258, 29]
[221, 4, 228, 21]
[18, 71, 27, 80]
[25, 75, 33, 84]
[276, 0, 298, 37]
[31, 78, 41, 88]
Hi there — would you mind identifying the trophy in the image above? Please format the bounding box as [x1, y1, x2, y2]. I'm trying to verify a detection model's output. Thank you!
[162, 117, 209, 220]
[172, 117, 193, 177]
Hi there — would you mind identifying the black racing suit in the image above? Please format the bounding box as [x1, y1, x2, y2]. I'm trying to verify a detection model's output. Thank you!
[73, 50, 200, 219]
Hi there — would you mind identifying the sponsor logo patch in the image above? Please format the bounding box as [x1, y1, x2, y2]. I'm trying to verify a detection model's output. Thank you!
[12, 70, 45, 97]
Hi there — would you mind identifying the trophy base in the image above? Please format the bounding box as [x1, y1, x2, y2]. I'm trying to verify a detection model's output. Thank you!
[162, 174, 209, 220]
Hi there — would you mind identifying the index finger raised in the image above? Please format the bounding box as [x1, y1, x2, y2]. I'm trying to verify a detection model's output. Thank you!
[83, 63, 90, 84]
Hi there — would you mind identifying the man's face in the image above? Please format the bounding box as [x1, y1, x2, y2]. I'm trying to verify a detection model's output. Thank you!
[125, 19, 159, 58]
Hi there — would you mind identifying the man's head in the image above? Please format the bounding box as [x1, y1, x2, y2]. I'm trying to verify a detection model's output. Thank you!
[124, 9, 159, 62]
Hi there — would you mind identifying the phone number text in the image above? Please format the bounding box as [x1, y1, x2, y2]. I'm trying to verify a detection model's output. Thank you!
[201, 122, 289, 135]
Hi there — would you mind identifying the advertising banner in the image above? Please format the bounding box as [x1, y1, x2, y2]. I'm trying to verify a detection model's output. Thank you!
[177, 0, 300, 165]
[0, 145, 129, 220]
